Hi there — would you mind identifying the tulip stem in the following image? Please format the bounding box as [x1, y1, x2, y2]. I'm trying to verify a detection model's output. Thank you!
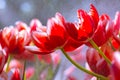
[89, 39, 111, 65]
[6, 55, 12, 72]
[23, 60, 26, 80]
[61, 48, 108, 80]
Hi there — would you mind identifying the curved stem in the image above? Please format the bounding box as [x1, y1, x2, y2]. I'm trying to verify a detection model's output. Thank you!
[89, 39, 111, 65]
[61, 48, 108, 80]
[6, 55, 12, 72]
[22, 60, 26, 80]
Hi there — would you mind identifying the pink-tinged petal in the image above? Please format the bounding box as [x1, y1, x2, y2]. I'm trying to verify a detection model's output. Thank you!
[89, 4, 99, 29]
[30, 19, 42, 32]
[77, 10, 93, 41]
[25, 46, 52, 55]
[111, 52, 120, 80]
[15, 21, 28, 31]
[17, 30, 31, 52]
[47, 18, 67, 48]
[2, 27, 18, 52]
[105, 21, 113, 40]
[31, 31, 48, 49]
[86, 48, 110, 77]
[47, 13, 67, 43]
[55, 12, 66, 25]
[100, 14, 110, 21]
[113, 11, 120, 34]
[86, 48, 101, 72]
[96, 59, 110, 76]
[47, 17, 66, 40]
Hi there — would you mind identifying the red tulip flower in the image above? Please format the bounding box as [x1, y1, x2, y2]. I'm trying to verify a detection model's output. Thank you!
[63, 4, 99, 51]
[28, 13, 68, 54]
[86, 48, 110, 77]
[0, 22, 32, 60]
[1, 27, 18, 53]
[65, 4, 99, 42]
[111, 51, 120, 80]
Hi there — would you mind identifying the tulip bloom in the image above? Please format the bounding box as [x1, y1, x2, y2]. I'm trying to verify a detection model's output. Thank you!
[28, 13, 68, 54]
[86, 48, 110, 77]
[0, 22, 33, 60]
[1, 27, 18, 52]
[63, 4, 99, 51]
[111, 51, 120, 80]
[64, 4, 99, 42]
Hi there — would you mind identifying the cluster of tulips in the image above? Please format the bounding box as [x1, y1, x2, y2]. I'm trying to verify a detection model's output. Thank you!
[0, 4, 120, 80]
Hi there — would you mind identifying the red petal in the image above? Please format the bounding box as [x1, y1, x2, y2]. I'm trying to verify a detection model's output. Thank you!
[65, 22, 78, 40]
[111, 52, 120, 80]
[113, 11, 120, 34]
[25, 46, 52, 55]
[47, 15, 67, 48]
[89, 4, 99, 28]
[30, 19, 42, 32]
[47, 17, 66, 40]
[77, 10, 93, 41]
[15, 21, 28, 31]
[11, 69, 21, 80]
[32, 31, 48, 49]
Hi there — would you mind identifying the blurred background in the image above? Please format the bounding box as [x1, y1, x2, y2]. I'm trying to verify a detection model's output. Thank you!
[0, 0, 120, 80]
[0, 0, 120, 28]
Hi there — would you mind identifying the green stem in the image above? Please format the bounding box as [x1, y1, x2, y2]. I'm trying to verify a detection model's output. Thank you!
[61, 48, 108, 80]
[22, 60, 26, 80]
[6, 55, 12, 72]
[89, 39, 111, 65]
